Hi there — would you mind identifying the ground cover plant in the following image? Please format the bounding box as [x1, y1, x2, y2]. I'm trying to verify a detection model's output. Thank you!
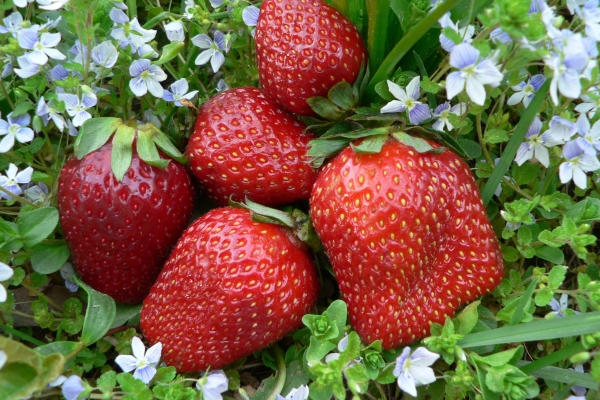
[1, 0, 600, 399]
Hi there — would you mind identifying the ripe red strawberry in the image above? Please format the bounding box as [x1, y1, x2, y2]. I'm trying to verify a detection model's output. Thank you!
[140, 207, 319, 372]
[254, 0, 367, 115]
[310, 138, 503, 348]
[186, 87, 318, 206]
[58, 142, 195, 303]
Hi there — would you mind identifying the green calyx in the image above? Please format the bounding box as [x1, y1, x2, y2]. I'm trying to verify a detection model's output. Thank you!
[74, 117, 187, 182]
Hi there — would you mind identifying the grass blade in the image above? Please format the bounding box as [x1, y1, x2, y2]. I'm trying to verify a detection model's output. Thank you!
[509, 277, 538, 326]
[519, 342, 585, 374]
[516, 362, 599, 390]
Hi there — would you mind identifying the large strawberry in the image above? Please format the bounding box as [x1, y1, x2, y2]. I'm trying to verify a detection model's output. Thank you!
[254, 0, 367, 115]
[140, 207, 319, 372]
[310, 137, 503, 348]
[186, 87, 318, 206]
[58, 121, 195, 303]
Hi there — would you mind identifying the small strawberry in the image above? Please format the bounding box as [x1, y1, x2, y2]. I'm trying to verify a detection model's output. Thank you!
[140, 207, 319, 372]
[58, 121, 195, 303]
[186, 87, 318, 206]
[254, 0, 367, 115]
[310, 137, 503, 348]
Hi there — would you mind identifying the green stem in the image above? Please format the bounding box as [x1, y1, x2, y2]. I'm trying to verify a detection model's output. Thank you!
[520, 341, 585, 374]
[1, 324, 46, 346]
[267, 344, 287, 400]
[21, 282, 68, 315]
[65, 341, 87, 360]
[374, 381, 388, 400]
[366, 0, 390, 75]
[0, 79, 15, 110]
[0, 186, 39, 208]
[363, 0, 460, 101]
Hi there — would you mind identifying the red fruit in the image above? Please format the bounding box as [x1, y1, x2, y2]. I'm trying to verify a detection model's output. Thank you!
[255, 0, 367, 115]
[186, 87, 318, 207]
[310, 138, 503, 348]
[58, 142, 195, 303]
[140, 207, 319, 372]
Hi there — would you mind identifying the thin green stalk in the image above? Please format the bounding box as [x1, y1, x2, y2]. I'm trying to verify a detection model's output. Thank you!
[1, 324, 45, 346]
[363, 0, 460, 101]
[366, 0, 390, 74]
[0, 186, 39, 208]
[21, 282, 68, 315]
[266, 344, 287, 400]
[65, 341, 87, 360]
[374, 381, 388, 400]
[0, 79, 15, 110]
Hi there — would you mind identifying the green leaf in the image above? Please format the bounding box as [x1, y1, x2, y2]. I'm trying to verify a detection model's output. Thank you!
[307, 138, 351, 168]
[510, 277, 538, 326]
[374, 80, 393, 101]
[306, 97, 345, 120]
[155, 41, 184, 65]
[136, 130, 169, 169]
[152, 129, 185, 163]
[566, 197, 600, 224]
[154, 367, 177, 383]
[483, 128, 509, 144]
[535, 246, 565, 265]
[481, 79, 549, 204]
[72, 276, 116, 346]
[328, 81, 355, 110]
[30, 242, 70, 274]
[75, 117, 122, 159]
[110, 303, 142, 329]
[243, 198, 295, 228]
[281, 361, 310, 397]
[351, 134, 387, 154]
[534, 286, 554, 307]
[454, 301, 480, 335]
[117, 373, 153, 396]
[456, 138, 482, 159]
[392, 131, 444, 154]
[0, 362, 38, 399]
[17, 207, 59, 249]
[35, 341, 81, 357]
[547, 265, 567, 289]
[97, 370, 117, 394]
[517, 362, 599, 390]
[458, 311, 600, 348]
[111, 125, 136, 182]
[471, 345, 524, 367]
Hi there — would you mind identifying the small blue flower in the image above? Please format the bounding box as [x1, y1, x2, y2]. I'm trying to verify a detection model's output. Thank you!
[163, 79, 198, 106]
[0, 12, 25, 37]
[109, 7, 129, 24]
[393, 347, 440, 397]
[515, 117, 550, 167]
[489, 28, 512, 45]
[14, 55, 41, 78]
[17, 28, 65, 66]
[242, 6, 260, 37]
[575, 89, 600, 119]
[129, 59, 167, 98]
[209, 0, 224, 8]
[36, 96, 67, 132]
[58, 90, 98, 127]
[574, 113, 600, 155]
[61, 375, 86, 400]
[431, 102, 466, 131]
[576, 0, 600, 41]
[115, 336, 162, 384]
[381, 77, 431, 125]
[507, 74, 546, 108]
[91, 41, 119, 70]
[438, 13, 474, 52]
[216, 79, 228, 92]
[547, 293, 580, 318]
[191, 31, 229, 73]
[542, 116, 577, 146]
[0, 113, 34, 153]
[0, 262, 14, 303]
[110, 14, 157, 57]
[49, 64, 69, 81]
[559, 140, 600, 189]
[196, 370, 228, 400]
[60, 262, 79, 292]
[164, 21, 185, 42]
[276, 385, 309, 400]
[446, 43, 503, 106]
[0, 163, 33, 199]
[545, 33, 589, 104]
[24, 182, 49, 205]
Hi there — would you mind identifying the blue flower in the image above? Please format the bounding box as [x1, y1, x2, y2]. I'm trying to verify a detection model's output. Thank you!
[0, 163, 33, 200]
[489, 28, 512, 45]
[438, 13, 474, 52]
[0, 12, 25, 38]
[547, 293, 580, 318]
[91, 41, 119, 70]
[216, 79, 228, 92]
[1, 55, 12, 79]
[191, 31, 229, 73]
[559, 140, 600, 189]
[209, 0, 224, 8]
[17, 28, 65, 66]
[110, 13, 157, 57]
[0, 113, 34, 153]
[14, 54, 41, 78]
[545, 33, 589, 104]
[0, 350, 6, 369]
[242, 6, 260, 37]
[574, 113, 600, 155]
[163, 79, 198, 106]
[129, 59, 167, 98]
[196, 370, 228, 400]
[507, 74, 546, 107]
[61, 375, 87, 400]
[446, 43, 503, 106]
[575, 89, 600, 119]
[24, 182, 50, 205]
[575, 0, 600, 41]
[381, 77, 431, 125]
[393, 347, 440, 397]
[115, 336, 162, 384]
[164, 21, 185, 42]
[49, 64, 69, 81]
[58, 90, 98, 127]
[542, 116, 578, 146]
[0, 262, 14, 303]
[431, 102, 466, 131]
[515, 117, 550, 167]
[276, 385, 309, 400]
[60, 262, 79, 292]
[36, 96, 67, 132]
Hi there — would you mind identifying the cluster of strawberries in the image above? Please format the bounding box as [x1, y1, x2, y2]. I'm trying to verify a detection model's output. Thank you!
[57, 0, 503, 373]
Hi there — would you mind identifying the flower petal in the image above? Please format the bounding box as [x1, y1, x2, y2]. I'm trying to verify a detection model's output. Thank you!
[397, 371, 417, 397]
[409, 103, 431, 125]
[131, 336, 145, 360]
[191, 34, 212, 49]
[381, 100, 406, 114]
[129, 77, 148, 97]
[386, 80, 407, 102]
[0, 262, 14, 281]
[133, 365, 156, 384]
[410, 347, 440, 367]
[445, 72, 465, 100]
[210, 51, 225, 72]
[410, 365, 436, 386]
[195, 49, 213, 66]
[465, 77, 486, 105]
[115, 354, 138, 372]
[145, 342, 162, 365]
[449, 43, 478, 69]
[0, 133, 15, 153]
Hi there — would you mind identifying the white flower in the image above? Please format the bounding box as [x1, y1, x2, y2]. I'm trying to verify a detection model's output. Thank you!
[14, 54, 41, 78]
[276, 385, 309, 400]
[24, 183, 49, 205]
[17, 29, 65, 66]
[515, 117, 550, 167]
[438, 12, 474, 52]
[183, 0, 196, 19]
[58, 91, 98, 127]
[60, 262, 79, 292]
[545, 33, 589, 105]
[191, 31, 229, 73]
[507, 74, 546, 108]
[196, 370, 228, 400]
[0, 262, 14, 302]
[446, 43, 503, 106]
[129, 59, 167, 98]
[575, 89, 600, 119]
[0, 113, 34, 153]
[115, 337, 162, 384]
[547, 293, 580, 317]
[13, 0, 35, 8]
[36, 0, 70, 10]
[0, 163, 33, 200]
[0, 350, 7, 369]
[165, 21, 185, 42]
[431, 102, 466, 131]
[110, 16, 157, 57]
[61, 375, 86, 400]
[559, 140, 600, 189]
[393, 347, 439, 397]
[91, 41, 119, 70]
[576, 0, 600, 41]
[381, 77, 431, 125]
[216, 79, 228, 92]
[36, 97, 66, 132]
[542, 116, 577, 146]
[574, 113, 600, 155]
[163, 78, 198, 106]
[0, 12, 25, 37]
[242, 6, 260, 37]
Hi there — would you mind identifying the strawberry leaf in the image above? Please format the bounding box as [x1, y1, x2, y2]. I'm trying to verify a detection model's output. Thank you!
[306, 97, 346, 121]
[351, 134, 387, 154]
[328, 81, 355, 111]
[308, 138, 351, 168]
[136, 129, 169, 169]
[111, 125, 136, 182]
[152, 128, 186, 164]
[75, 117, 122, 160]
[391, 131, 444, 154]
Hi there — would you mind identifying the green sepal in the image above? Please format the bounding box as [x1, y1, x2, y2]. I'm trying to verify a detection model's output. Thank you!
[111, 124, 136, 182]
[308, 138, 352, 168]
[152, 127, 186, 164]
[137, 129, 169, 169]
[307, 97, 346, 121]
[75, 117, 123, 159]
[154, 41, 184, 65]
[351, 134, 388, 154]
[237, 198, 295, 228]
[290, 208, 323, 252]
[392, 131, 445, 154]
[348, 108, 404, 122]
[328, 81, 355, 111]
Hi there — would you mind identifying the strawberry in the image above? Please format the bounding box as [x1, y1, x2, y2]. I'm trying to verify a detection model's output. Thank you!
[140, 207, 319, 372]
[254, 0, 367, 115]
[309, 138, 503, 348]
[58, 139, 195, 304]
[186, 87, 318, 206]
